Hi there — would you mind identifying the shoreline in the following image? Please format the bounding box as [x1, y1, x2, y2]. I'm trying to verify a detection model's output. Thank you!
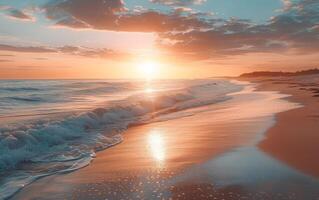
[10, 78, 319, 199]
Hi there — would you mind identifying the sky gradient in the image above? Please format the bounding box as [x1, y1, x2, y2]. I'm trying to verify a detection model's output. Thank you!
[0, 0, 318, 79]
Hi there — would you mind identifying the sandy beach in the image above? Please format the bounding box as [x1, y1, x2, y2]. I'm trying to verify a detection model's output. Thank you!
[10, 75, 319, 200]
[249, 75, 319, 178]
[2, 0, 318, 199]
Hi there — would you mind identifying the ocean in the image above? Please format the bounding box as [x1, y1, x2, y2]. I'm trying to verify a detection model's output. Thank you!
[0, 79, 243, 199]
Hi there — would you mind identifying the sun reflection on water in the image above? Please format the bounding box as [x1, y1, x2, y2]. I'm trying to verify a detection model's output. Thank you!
[145, 87, 154, 93]
[148, 131, 166, 166]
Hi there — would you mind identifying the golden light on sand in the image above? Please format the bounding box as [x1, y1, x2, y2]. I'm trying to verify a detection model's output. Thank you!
[138, 61, 159, 80]
[148, 131, 165, 164]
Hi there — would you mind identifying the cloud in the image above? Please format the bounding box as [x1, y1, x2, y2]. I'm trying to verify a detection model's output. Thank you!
[34, 57, 49, 60]
[173, 7, 193, 13]
[158, 0, 319, 60]
[3, 8, 34, 21]
[0, 65, 74, 72]
[0, 54, 14, 57]
[0, 5, 10, 11]
[7, 9, 33, 20]
[57, 45, 132, 60]
[0, 43, 131, 60]
[43, 0, 209, 32]
[43, 0, 126, 29]
[150, 0, 207, 6]
[281, 0, 292, 11]
[0, 44, 56, 53]
[0, 59, 12, 62]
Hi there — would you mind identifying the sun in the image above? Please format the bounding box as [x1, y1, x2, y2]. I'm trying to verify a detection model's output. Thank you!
[138, 61, 159, 80]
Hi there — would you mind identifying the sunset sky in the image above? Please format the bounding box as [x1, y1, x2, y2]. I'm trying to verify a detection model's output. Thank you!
[0, 0, 318, 79]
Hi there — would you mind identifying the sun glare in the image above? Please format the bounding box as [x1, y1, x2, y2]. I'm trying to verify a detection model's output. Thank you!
[145, 88, 154, 93]
[148, 131, 165, 165]
[138, 61, 159, 80]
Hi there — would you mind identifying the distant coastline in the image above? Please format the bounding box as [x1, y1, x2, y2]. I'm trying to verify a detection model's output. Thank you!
[239, 68, 319, 78]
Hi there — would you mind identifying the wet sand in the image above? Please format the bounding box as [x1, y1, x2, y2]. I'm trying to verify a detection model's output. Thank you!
[11, 78, 319, 200]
